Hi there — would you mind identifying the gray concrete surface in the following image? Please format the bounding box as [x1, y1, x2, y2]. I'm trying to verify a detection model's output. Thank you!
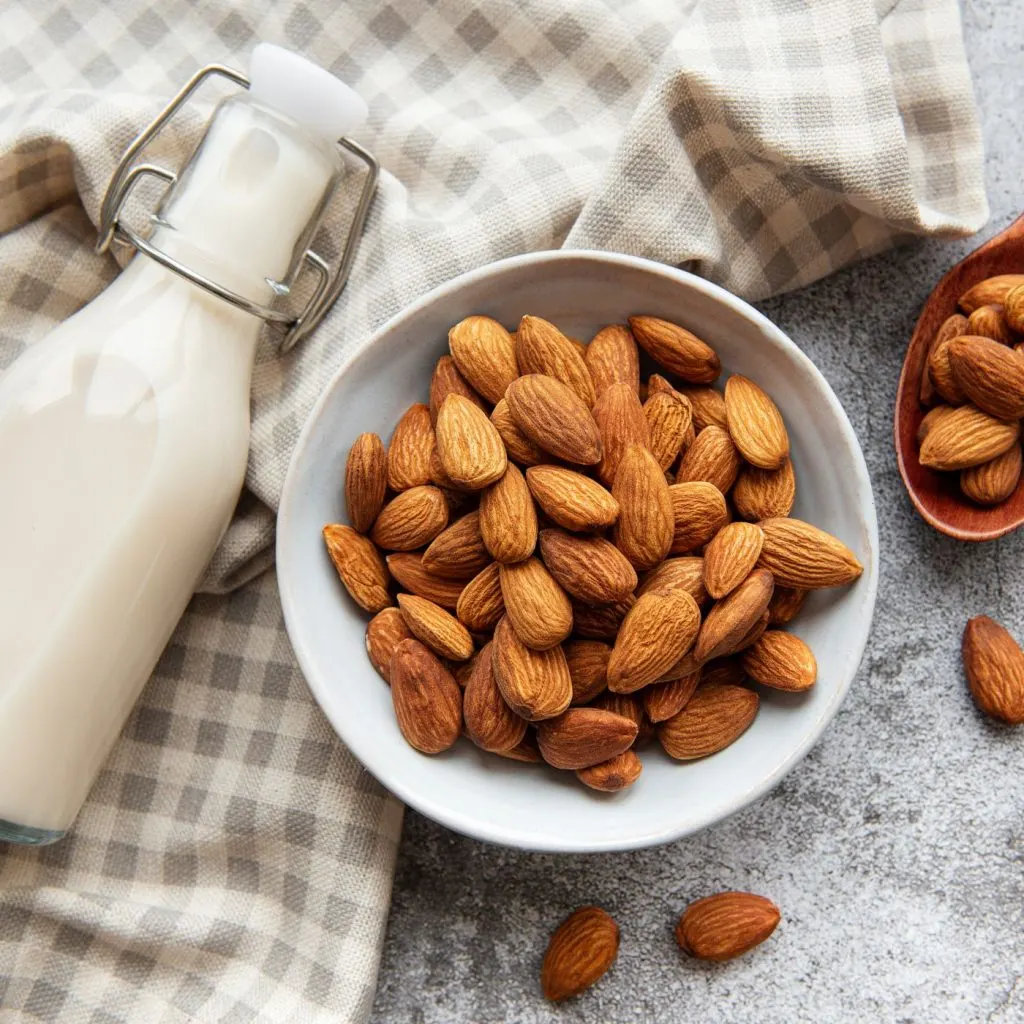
[371, 4, 1024, 1021]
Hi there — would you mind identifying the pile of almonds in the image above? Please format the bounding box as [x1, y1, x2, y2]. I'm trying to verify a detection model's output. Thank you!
[917, 275, 1024, 503]
[324, 312, 864, 790]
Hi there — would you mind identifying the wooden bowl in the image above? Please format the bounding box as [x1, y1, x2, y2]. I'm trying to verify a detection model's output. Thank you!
[894, 213, 1024, 541]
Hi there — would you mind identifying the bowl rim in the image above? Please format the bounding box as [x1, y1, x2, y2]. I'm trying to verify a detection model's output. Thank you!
[277, 248, 879, 852]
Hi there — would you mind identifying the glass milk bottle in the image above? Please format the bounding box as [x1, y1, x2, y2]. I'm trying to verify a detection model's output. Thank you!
[0, 45, 376, 844]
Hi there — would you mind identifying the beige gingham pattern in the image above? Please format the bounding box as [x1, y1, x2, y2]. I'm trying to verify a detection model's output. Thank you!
[0, 1, 985, 1021]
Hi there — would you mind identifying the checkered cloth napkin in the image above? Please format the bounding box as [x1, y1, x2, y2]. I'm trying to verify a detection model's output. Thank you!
[0, 0, 985, 1020]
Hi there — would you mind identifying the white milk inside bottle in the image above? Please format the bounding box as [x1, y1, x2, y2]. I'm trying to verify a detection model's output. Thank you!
[0, 45, 369, 843]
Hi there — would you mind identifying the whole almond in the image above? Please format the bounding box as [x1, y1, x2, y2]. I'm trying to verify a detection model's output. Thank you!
[918, 404, 1020, 471]
[491, 398, 545, 465]
[676, 892, 780, 961]
[967, 305, 1016, 345]
[928, 337, 967, 405]
[455, 562, 505, 632]
[742, 630, 817, 691]
[435, 394, 507, 490]
[947, 335, 1024, 420]
[668, 481, 729, 554]
[463, 640, 528, 752]
[390, 639, 462, 753]
[541, 907, 619, 1002]
[422, 510, 491, 579]
[564, 640, 611, 705]
[724, 375, 789, 470]
[732, 458, 796, 521]
[607, 589, 702, 693]
[613, 444, 674, 570]
[448, 315, 519, 403]
[585, 324, 640, 398]
[525, 465, 620, 532]
[479, 463, 538, 563]
[916, 404, 958, 445]
[505, 375, 603, 465]
[576, 749, 643, 791]
[593, 382, 651, 486]
[324, 524, 392, 612]
[958, 274, 1024, 314]
[767, 585, 807, 625]
[365, 607, 413, 683]
[539, 528, 638, 604]
[492, 616, 572, 721]
[676, 425, 741, 493]
[643, 671, 700, 722]
[517, 315, 595, 407]
[345, 432, 388, 533]
[571, 595, 635, 640]
[387, 403, 435, 491]
[1006, 283, 1024, 333]
[637, 556, 708, 605]
[694, 567, 774, 663]
[644, 390, 693, 470]
[703, 522, 764, 599]
[371, 485, 449, 551]
[758, 518, 864, 589]
[386, 552, 465, 609]
[500, 557, 573, 650]
[678, 385, 729, 431]
[921, 314, 968, 405]
[536, 708, 638, 769]
[961, 444, 1022, 505]
[429, 354, 486, 426]
[658, 683, 759, 760]
[397, 593, 475, 661]
[962, 616, 1024, 724]
[629, 315, 721, 383]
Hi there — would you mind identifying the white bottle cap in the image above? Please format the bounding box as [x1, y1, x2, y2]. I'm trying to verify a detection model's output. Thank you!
[248, 43, 368, 141]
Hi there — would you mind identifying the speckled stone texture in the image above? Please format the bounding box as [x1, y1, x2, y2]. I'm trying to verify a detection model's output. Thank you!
[370, 4, 1024, 1020]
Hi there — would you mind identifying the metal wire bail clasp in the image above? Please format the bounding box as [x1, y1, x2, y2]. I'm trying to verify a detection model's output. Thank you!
[96, 62, 378, 352]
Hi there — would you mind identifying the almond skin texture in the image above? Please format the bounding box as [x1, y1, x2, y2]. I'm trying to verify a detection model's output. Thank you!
[593, 382, 651, 486]
[724, 374, 789, 470]
[536, 708, 638, 770]
[490, 398, 545, 466]
[371, 485, 449, 551]
[637, 556, 708, 606]
[728, 609, 770, 657]
[676, 425, 741, 493]
[497, 732, 543, 763]
[429, 355, 486, 426]
[1006, 283, 1024, 333]
[586, 324, 641, 398]
[658, 683, 759, 760]
[365, 608, 413, 683]
[629, 315, 721, 383]
[918, 404, 1020, 471]
[758, 518, 864, 589]
[479, 463, 538, 563]
[517, 315, 596, 407]
[448, 315, 519, 403]
[916, 404, 958, 445]
[732, 458, 796, 521]
[962, 616, 1024, 724]
[345, 433, 388, 533]
[678, 385, 729, 431]
[539, 529, 638, 604]
[571, 596, 635, 640]
[505, 375, 603, 465]
[694, 567, 774, 663]
[390, 639, 462, 753]
[422, 511, 491, 580]
[576, 749, 643, 791]
[492, 616, 572, 721]
[607, 590, 702, 694]
[645, 390, 693, 470]
[947, 335, 1024, 420]
[323, 524, 392, 612]
[525, 465, 620, 532]
[966, 305, 1016, 345]
[463, 641, 528, 752]
[643, 671, 700, 722]
[499, 557, 573, 650]
[961, 445, 1022, 505]
[455, 562, 504, 632]
[742, 630, 817, 691]
[676, 892, 781, 961]
[958, 274, 1024, 314]
[386, 553, 465, 609]
[564, 640, 611, 705]
[541, 907, 620, 1002]
[703, 522, 764, 599]
[435, 394, 508, 490]
[927, 338, 967, 405]
[613, 444, 674, 571]
[767, 585, 808, 625]
[397, 593, 475, 662]
[387, 403, 435, 491]
[668, 482, 729, 554]
[921, 314, 968, 405]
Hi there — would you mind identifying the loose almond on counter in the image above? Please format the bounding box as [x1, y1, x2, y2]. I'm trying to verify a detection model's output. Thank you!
[345, 432, 388, 533]
[962, 615, 1024, 725]
[675, 892, 780, 961]
[541, 907, 620, 1002]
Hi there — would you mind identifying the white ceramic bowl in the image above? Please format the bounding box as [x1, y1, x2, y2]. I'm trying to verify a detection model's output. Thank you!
[277, 251, 878, 852]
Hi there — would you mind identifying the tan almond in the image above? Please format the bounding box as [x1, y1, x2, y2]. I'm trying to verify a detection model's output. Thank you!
[921, 314, 968, 405]
[758, 517, 864, 589]
[676, 425, 741, 493]
[637, 556, 708, 605]
[365, 607, 413, 683]
[448, 315, 519, 403]
[643, 671, 700, 723]
[323, 524, 392, 613]
[539, 528, 638, 604]
[505, 374, 603, 465]
[462, 640, 528, 752]
[916, 404, 958, 445]
[927, 337, 967, 405]
[658, 683, 759, 760]
[613, 443, 674, 570]
[390, 639, 462, 753]
[961, 444, 1022, 505]
[644, 390, 693, 470]
[947, 335, 1024, 420]
[703, 522, 764, 599]
[678, 385, 729, 431]
[536, 708, 638, 770]
[767, 585, 807, 626]
[397, 593, 475, 661]
[492, 615, 572, 721]
[576, 750, 642, 791]
[593, 382, 651, 486]
[564, 640, 611, 705]
[962, 615, 1024, 725]
[571, 595, 635, 640]
[668, 482, 729, 555]
[455, 562, 505, 632]
[1006, 283, 1024, 333]
[966, 305, 1016, 345]
[386, 552, 465, 609]
[435, 394, 507, 490]
[958, 274, 1024, 314]
[479, 463, 538, 563]
[429, 355, 486, 426]
[345, 432, 388, 534]
[517, 315, 596, 407]
[732, 458, 796, 522]
[629, 315, 721, 384]
[585, 324, 640, 398]
[541, 906, 620, 1002]
[694, 568, 774, 663]
[742, 630, 817, 691]
[490, 397, 545, 466]
[676, 892, 780, 961]
[918, 404, 1020, 471]
[422, 510, 491, 580]
[607, 589, 702, 693]
[371, 485, 449, 551]
[724, 375, 789, 470]
[525, 465, 619, 532]
[387, 403, 435, 491]
[499, 558, 573, 651]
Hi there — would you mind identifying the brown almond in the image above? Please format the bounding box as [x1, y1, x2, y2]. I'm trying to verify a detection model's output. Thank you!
[517, 315, 596, 407]
[916, 404, 958, 445]
[637, 556, 708, 606]
[593, 382, 651, 486]
[644, 390, 693, 470]
[647, 373, 676, 398]
[678, 385, 729, 431]
[435, 394, 507, 490]
[742, 630, 817, 691]
[539, 528, 638, 604]
[448, 315, 519, 403]
[386, 552, 465, 609]
[767, 585, 808, 626]
[694, 568, 774, 663]
[536, 708, 638, 770]
[345, 432, 388, 533]
[1006, 283, 1024, 333]
[397, 593, 475, 661]
[371, 485, 449, 551]
[962, 615, 1024, 724]
[658, 683, 759, 760]
[479, 463, 538, 563]
[947, 335, 1024, 420]
[576, 749, 643, 791]
[496, 731, 543, 763]
[758, 518, 864, 589]
[365, 608, 413, 683]
[728, 609, 770, 657]
[490, 398, 545, 466]
[668, 482, 729, 554]
[499, 557, 573, 650]
[676, 425, 741, 493]
[541, 906, 619, 1002]
[564, 640, 611, 705]
[390, 639, 462, 753]
[323, 524, 392, 613]
[643, 671, 700, 722]
[585, 324, 640, 398]
[422, 511, 491, 580]
[525, 465, 620, 532]
[958, 274, 1024, 314]
[492, 616, 572, 721]
[571, 595, 635, 640]
[613, 443, 674, 570]
[629, 315, 721, 383]
[961, 444, 1022, 505]
[505, 375, 603, 465]
[455, 562, 504, 632]
[429, 354, 486, 426]
[921, 314, 968, 405]
[387, 403, 435, 491]
[918, 404, 1020, 471]
[732, 459, 796, 522]
[967, 305, 1016, 345]
[724, 375, 789, 470]
[462, 640, 528, 752]
[676, 892, 780, 961]
[927, 337, 967, 405]
[703, 522, 764, 599]
[590, 691, 645, 732]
